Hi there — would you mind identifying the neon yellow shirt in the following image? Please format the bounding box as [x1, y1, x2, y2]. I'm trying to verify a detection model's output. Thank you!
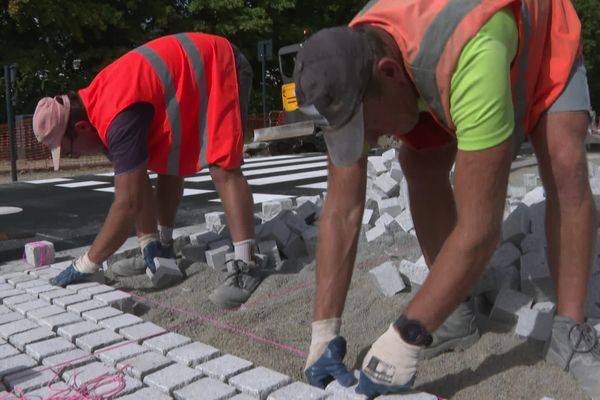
[448, 7, 518, 151]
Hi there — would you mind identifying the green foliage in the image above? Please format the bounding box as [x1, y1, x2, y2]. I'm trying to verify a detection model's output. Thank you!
[573, 0, 600, 110]
[1, 0, 599, 120]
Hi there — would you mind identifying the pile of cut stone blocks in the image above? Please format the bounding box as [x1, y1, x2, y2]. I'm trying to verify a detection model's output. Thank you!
[366, 161, 600, 343]
[362, 149, 415, 243]
[182, 196, 323, 272]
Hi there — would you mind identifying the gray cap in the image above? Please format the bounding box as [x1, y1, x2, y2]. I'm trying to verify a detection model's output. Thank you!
[293, 27, 373, 166]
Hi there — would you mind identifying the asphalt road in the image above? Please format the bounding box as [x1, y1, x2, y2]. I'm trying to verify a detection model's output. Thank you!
[0, 153, 330, 262]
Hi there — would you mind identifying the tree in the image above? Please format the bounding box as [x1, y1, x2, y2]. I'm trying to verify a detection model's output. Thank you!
[573, 0, 600, 111]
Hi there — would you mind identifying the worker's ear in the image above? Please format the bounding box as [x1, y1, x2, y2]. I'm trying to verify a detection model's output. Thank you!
[376, 57, 403, 81]
[74, 120, 94, 136]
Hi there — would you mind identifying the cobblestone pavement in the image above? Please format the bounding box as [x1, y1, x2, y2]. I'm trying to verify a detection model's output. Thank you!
[0, 258, 437, 400]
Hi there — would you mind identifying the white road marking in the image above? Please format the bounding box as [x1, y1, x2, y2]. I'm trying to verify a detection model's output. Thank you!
[182, 189, 214, 197]
[244, 155, 299, 163]
[0, 206, 23, 215]
[185, 161, 327, 183]
[210, 193, 295, 204]
[25, 178, 73, 184]
[241, 155, 327, 170]
[94, 187, 115, 193]
[297, 182, 328, 190]
[57, 181, 109, 188]
[247, 170, 329, 186]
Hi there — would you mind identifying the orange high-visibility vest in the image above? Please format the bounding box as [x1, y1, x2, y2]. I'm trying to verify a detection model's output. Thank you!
[350, 0, 582, 149]
[79, 32, 242, 176]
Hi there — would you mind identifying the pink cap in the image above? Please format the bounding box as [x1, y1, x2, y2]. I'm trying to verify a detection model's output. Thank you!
[32, 95, 70, 171]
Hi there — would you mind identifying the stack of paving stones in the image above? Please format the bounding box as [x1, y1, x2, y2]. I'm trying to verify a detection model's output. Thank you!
[368, 164, 600, 343]
[181, 196, 324, 273]
[0, 255, 438, 399]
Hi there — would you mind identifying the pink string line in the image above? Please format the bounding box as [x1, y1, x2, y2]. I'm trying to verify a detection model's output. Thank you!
[0, 319, 198, 400]
[125, 291, 308, 358]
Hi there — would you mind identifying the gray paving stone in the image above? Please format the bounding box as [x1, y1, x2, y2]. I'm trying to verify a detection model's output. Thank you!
[0, 305, 10, 314]
[53, 293, 91, 309]
[39, 288, 76, 303]
[24, 284, 56, 297]
[78, 284, 115, 297]
[82, 306, 123, 323]
[230, 394, 256, 400]
[26, 305, 64, 321]
[96, 342, 149, 366]
[9, 326, 56, 350]
[0, 343, 20, 359]
[142, 332, 192, 355]
[267, 382, 328, 400]
[0, 311, 24, 326]
[23, 381, 70, 399]
[118, 351, 174, 380]
[42, 348, 93, 373]
[13, 299, 50, 315]
[117, 387, 173, 400]
[3, 365, 56, 392]
[143, 363, 203, 394]
[38, 312, 83, 331]
[67, 299, 107, 316]
[174, 377, 238, 400]
[0, 353, 38, 378]
[28, 267, 52, 278]
[0, 319, 38, 339]
[228, 367, 291, 400]
[37, 268, 63, 280]
[15, 279, 49, 290]
[196, 354, 254, 382]
[76, 328, 124, 352]
[25, 336, 76, 361]
[168, 342, 220, 367]
[57, 321, 102, 342]
[0, 283, 11, 291]
[65, 282, 100, 292]
[62, 361, 142, 397]
[120, 322, 166, 342]
[3, 294, 36, 307]
[100, 313, 144, 332]
[94, 290, 134, 312]
[0, 289, 25, 301]
[0, 272, 27, 282]
[6, 274, 36, 286]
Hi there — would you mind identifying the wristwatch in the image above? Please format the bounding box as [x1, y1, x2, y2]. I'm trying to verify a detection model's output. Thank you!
[394, 315, 433, 347]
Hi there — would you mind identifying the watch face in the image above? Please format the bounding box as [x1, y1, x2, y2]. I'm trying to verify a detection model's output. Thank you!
[402, 321, 424, 344]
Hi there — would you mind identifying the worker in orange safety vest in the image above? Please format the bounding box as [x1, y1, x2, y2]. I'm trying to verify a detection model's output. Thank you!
[33, 32, 263, 309]
[294, 0, 599, 398]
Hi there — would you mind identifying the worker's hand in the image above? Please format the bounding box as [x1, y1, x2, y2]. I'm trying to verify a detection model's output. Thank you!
[142, 240, 166, 274]
[50, 258, 94, 287]
[305, 336, 357, 389]
[356, 324, 420, 397]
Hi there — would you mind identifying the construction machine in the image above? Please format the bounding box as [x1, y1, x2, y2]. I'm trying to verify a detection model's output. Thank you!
[250, 43, 325, 155]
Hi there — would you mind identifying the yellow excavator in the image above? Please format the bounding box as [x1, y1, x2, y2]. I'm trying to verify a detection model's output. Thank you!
[251, 43, 326, 155]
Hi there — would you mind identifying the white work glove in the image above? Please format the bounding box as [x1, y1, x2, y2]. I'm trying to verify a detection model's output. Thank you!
[357, 324, 419, 395]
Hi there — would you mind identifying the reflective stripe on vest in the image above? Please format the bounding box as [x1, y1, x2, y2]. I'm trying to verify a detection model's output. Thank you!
[134, 45, 183, 175]
[135, 33, 213, 174]
[411, 0, 482, 128]
[511, 1, 531, 158]
[173, 33, 210, 169]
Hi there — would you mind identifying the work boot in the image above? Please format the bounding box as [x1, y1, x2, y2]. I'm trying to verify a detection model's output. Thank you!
[545, 316, 600, 399]
[305, 336, 357, 389]
[421, 300, 480, 359]
[209, 259, 263, 309]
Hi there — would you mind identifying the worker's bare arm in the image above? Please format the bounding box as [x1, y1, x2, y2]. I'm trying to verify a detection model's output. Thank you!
[314, 155, 368, 320]
[87, 162, 151, 263]
[404, 137, 513, 331]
